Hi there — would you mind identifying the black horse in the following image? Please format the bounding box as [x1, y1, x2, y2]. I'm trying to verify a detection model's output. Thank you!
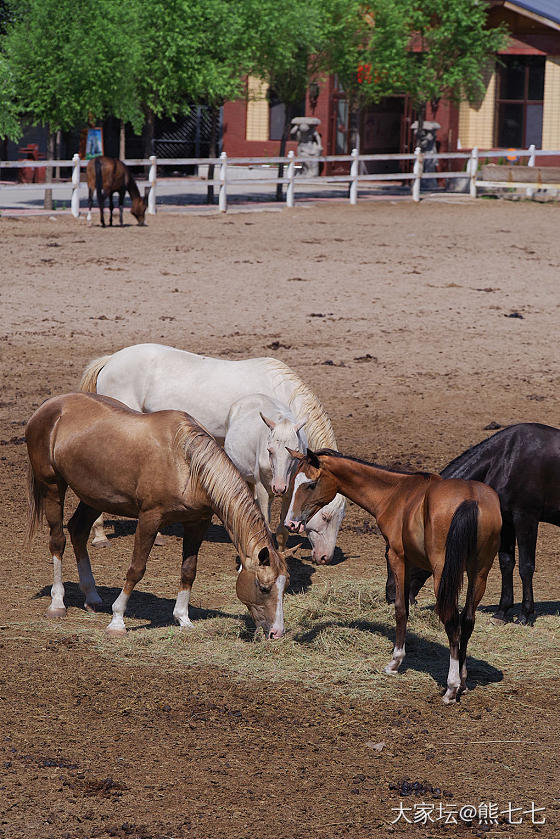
[385, 423, 560, 625]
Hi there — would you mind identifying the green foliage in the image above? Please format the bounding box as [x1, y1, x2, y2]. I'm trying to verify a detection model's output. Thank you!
[0, 53, 19, 139]
[324, 0, 509, 113]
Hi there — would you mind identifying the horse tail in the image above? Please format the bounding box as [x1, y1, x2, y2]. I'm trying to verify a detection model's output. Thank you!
[79, 354, 112, 393]
[26, 463, 45, 547]
[436, 499, 478, 624]
[94, 156, 103, 198]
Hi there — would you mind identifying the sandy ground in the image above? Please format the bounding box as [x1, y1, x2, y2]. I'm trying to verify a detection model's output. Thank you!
[1, 199, 560, 838]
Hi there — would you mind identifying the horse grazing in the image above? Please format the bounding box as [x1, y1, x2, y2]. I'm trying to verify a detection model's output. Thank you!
[86, 156, 148, 227]
[25, 393, 288, 638]
[285, 449, 501, 704]
[79, 343, 346, 563]
[388, 423, 560, 625]
[224, 394, 308, 551]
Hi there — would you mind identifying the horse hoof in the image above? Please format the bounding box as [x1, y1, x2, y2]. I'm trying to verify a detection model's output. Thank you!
[46, 606, 66, 618]
[491, 611, 508, 624]
[514, 614, 534, 627]
[85, 600, 103, 613]
[105, 626, 127, 638]
[154, 533, 166, 547]
[384, 664, 400, 675]
[442, 693, 458, 705]
[92, 537, 110, 548]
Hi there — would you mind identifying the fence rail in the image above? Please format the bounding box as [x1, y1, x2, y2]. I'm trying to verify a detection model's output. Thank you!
[2, 145, 560, 214]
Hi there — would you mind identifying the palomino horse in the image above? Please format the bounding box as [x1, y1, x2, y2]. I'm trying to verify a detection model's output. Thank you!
[387, 422, 560, 626]
[224, 394, 308, 551]
[285, 449, 501, 704]
[79, 343, 346, 563]
[86, 156, 148, 227]
[25, 393, 288, 638]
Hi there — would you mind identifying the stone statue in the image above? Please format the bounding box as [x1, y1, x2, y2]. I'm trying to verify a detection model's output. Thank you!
[290, 117, 323, 176]
[411, 120, 440, 191]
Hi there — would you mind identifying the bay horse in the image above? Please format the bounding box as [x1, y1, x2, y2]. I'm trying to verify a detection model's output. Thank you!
[387, 423, 560, 625]
[79, 343, 345, 563]
[25, 393, 288, 638]
[284, 449, 501, 704]
[224, 394, 308, 551]
[86, 156, 148, 227]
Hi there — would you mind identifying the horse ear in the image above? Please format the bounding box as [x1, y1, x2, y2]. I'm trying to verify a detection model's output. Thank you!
[259, 412, 276, 430]
[295, 416, 308, 433]
[258, 546, 270, 566]
[306, 448, 320, 468]
[286, 447, 305, 459]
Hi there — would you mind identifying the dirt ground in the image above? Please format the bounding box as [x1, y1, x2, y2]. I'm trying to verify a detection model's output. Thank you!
[1, 198, 559, 839]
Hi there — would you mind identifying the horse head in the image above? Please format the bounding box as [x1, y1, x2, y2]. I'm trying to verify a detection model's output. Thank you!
[284, 449, 338, 533]
[260, 411, 307, 496]
[131, 187, 150, 226]
[235, 544, 293, 639]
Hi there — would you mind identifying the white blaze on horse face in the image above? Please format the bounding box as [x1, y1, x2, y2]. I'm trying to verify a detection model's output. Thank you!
[270, 574, 287, 639]
[285, 471, 313, 530]
[267, 419, 305, 495]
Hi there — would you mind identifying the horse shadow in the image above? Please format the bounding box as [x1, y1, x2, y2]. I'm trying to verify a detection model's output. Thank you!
[478, 600, 560, 621]
[292, 617, 503, 693]
[33, 582, 236, 630]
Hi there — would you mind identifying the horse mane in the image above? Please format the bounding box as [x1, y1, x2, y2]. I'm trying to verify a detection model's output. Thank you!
[264, 359, 337, 450]
[174, 418, 276, 562]
[315, 448, 433, 480]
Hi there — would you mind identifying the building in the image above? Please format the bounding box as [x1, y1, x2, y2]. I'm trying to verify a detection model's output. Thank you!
[221, 0, 560, 163]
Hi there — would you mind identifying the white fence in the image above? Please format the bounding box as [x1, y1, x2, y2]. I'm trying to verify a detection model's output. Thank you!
[1, 145, 559, 214]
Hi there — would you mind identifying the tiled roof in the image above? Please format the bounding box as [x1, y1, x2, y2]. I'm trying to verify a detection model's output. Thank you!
[507, 0, 560, 26]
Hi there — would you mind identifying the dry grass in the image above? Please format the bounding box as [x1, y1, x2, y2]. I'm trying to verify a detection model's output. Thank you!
[8, 572, 560, 703]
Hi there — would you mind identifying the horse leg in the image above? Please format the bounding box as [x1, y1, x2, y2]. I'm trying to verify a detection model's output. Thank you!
[44, 482, 68, 618]
[384, 548, 409, 674]
[494, 518, 515, 622]
[67, 502, 103, 612]
[513, 511, 538, 625]
[87, 188, 93, 224]
[119, 189, 125, 226]
[254, 481, 272, 531]
[442, 606, 462, 704]
[385, 548, 396, 603]
[108, 192, 114, 227]
[385, 550, 430, 605]
[276, 493, 291, 552]
[91, 513, 110, 547]
[106, 511, 160, 636]
[173, 516, 211, 629]
[459, 566, 490, 693]
[96, 186, 105, 227]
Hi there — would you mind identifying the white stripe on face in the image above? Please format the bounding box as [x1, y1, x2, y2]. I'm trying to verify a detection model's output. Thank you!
[285, 472, 313, 525]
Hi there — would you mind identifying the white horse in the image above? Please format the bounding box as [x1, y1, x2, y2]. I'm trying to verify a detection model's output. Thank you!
[80, 343, 346, 564]
[225, 394, 308, 549]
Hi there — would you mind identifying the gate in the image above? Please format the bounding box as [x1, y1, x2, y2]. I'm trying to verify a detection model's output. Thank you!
[153, 107, 221, 164]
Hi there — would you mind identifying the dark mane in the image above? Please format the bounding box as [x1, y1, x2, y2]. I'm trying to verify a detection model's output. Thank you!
[314, 448, 434, 480]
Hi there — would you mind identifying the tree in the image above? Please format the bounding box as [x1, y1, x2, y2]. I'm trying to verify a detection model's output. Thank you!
[332, 0, 509, 142]
[247, 0, 328, 199]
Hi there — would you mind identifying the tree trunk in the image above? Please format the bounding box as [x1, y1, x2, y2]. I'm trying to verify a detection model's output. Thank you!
[119, 120, 126, 160]
[43, 128, 55, 211]
[55, 130, 61, 180]
[207, 105, 219, 204]
[276, 103, 295, 202]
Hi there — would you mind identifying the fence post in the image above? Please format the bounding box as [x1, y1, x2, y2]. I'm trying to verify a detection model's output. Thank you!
[526, 144, 536, 199]
[219, 151, 228, 213]
[412, 146, 423, 202]
[349, 148, 359, 205]
[286, 150, 295, 208]
[71, 154, 81, 219]
[469, 147, 479, 198]
[148, 155, 157, 214]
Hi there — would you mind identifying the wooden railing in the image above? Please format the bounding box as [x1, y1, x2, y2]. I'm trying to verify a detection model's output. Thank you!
[2, 145, 560, 213]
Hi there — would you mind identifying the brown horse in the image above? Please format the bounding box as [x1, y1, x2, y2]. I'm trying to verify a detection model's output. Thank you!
[285, 449, 501, 703]
[86, 156, 148, 227]
[25, 393, 289, 638]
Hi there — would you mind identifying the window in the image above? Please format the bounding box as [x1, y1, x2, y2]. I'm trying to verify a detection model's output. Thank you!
[496, 56, 545, 148]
